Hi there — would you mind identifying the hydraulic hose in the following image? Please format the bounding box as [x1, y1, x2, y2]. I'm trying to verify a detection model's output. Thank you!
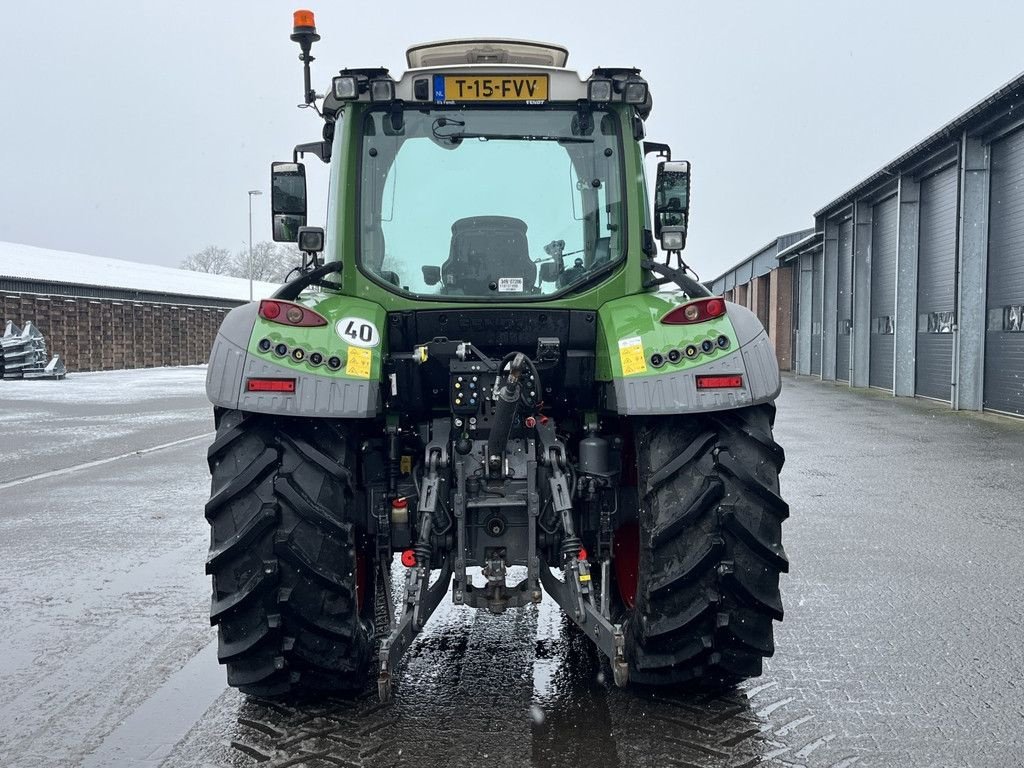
[486, 353, 524, 477]
[271, 261, 342, 301]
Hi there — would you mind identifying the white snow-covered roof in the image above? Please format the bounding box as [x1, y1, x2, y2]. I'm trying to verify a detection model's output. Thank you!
[0, 241, 278, 302]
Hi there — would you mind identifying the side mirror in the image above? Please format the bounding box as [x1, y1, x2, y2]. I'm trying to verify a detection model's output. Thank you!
[654, 160, 691, 251]
[271, 161, 307, 243]
[422, 265, 441, 286]
[538, 262, 561, 283]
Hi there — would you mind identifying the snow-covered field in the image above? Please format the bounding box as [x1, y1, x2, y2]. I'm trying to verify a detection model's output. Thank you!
[0, 365, 213, 484]
[0, 365, 208, 405]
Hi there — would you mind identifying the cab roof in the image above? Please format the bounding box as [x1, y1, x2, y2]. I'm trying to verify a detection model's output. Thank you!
[405, 39, 569, 69]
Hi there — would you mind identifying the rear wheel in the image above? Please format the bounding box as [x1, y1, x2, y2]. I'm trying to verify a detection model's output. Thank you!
[622, 404, 788, 687]
[205, 409, 375, 697]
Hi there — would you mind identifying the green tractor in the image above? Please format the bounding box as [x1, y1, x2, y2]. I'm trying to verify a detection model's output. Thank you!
[204, 11, 788, 701]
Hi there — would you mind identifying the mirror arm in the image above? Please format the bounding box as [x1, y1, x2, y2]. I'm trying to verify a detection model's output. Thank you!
[272, 261, 342, 301]
[641, 257, 702, 291]
[293, 141, 331, 163]
[643, 141, 671, 160]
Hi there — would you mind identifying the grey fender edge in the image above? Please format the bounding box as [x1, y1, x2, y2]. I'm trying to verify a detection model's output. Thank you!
[604, 302, 781, 416]
[205, 303, 379, 418]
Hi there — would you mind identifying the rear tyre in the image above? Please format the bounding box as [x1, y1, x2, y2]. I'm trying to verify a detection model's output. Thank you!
[205, 409, 375, 697]
[623, 403, 788, 687]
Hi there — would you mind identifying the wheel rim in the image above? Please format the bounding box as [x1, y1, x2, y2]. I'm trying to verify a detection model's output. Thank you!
[614, 521, 640, 609]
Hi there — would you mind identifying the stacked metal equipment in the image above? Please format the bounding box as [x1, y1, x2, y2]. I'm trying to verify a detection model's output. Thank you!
[1, 321, 66, 380]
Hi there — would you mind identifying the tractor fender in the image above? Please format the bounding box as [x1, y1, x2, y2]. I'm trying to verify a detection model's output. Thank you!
[598, 297, 781, 416]
[206, 296, 385, 418]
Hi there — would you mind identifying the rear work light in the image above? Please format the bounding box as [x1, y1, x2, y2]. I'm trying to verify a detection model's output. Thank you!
[661, 297, 727, 325]
[258, 299, 327, 327]
[333, 75, 360, 100]
[587, 78, 613, 102]
[247, 378, 297, 393]
[695, 374, 743, 390]
[370, 78, 395, 102]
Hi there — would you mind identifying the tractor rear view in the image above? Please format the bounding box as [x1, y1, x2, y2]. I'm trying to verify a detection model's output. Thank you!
[203, 11, 787, 701]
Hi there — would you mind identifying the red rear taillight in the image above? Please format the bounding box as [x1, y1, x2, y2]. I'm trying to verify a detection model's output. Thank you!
[695, 374, 743, 390]
[246, 378, 297, 393]
[258, 299, 327, 327]
[661, 297, 727, 325]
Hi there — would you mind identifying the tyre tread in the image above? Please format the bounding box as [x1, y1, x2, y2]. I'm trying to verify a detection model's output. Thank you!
[205, 410, 373, 697]
[625, 403, 786, 688]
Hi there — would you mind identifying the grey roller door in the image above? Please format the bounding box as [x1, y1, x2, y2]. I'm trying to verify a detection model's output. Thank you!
[836, 218, 853, 382]
[985, 129, 1024, 416]
[811, 252, 822, 376]
[869, 196, 897, 389]
[915, 165, 958, 401]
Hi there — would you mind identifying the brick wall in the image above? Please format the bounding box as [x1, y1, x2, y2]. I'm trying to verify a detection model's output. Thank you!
[0, 292, 230, 373]
[754, 275, 771, 332]
[735, 283, 748, 307]
[769, 266, 795, 371]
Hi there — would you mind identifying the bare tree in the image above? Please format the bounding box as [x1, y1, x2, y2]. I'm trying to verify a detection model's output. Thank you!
[232, 242, 300, 283]
[181, 242, 300, 283]
[180, 246, 233, 274]
[273, 244, 304, 282]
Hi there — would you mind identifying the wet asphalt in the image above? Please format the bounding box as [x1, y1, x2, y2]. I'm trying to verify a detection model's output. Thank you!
[0, 367, 1022, 768]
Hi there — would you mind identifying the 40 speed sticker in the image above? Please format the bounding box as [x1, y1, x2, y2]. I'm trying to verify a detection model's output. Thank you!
[336, 317, 380, 348]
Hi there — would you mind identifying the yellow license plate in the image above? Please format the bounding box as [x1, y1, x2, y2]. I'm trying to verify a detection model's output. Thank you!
[437, 75, 548, 102]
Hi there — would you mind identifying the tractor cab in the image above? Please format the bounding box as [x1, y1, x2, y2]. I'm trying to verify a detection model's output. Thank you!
[269, 25, 698, 306]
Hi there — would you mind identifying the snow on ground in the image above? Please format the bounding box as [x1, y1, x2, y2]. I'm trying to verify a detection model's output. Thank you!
[0, 365, 208, 405]
[0, 241, 278, 301]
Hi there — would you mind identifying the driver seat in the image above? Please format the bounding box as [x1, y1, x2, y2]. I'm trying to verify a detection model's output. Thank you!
[442, 216, 535, 294]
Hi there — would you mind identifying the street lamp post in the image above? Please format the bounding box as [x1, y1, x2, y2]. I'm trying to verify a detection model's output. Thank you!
[247, 189, 263, 301]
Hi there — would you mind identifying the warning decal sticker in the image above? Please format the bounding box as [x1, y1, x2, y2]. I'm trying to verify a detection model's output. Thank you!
[617, 336, 647, 376]
[345, 347, 372, 379]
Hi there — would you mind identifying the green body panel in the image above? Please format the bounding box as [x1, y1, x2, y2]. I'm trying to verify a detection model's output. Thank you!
[242, 102, 738, 398]
[323, 103, 644, 313]
[595, 293, 738, 381]
[246, 294, 387, 382]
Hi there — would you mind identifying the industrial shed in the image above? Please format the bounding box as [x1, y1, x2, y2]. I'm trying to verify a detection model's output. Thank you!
[711, 229, 812, 372]
[0, 242, 277, 373]
[713, 70, 1024, 417]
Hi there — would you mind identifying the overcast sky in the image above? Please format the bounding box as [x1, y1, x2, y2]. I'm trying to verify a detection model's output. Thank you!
[2, 0, 1024, 279]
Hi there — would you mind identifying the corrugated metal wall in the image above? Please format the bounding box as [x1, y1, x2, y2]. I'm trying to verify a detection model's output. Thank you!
[811, 252, 822, 376]
[869, 196, 898, 389]
[836, 219, 853, 382]
[984, 128, 1024, 415]
[752, 247, 776, 277]
[704, 75, 1024, 419]
[915, 165, 958, 401]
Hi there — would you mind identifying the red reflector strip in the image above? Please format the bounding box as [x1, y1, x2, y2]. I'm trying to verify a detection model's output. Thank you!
[695, 374, 743, 390]
[246, 378, 297, 393]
